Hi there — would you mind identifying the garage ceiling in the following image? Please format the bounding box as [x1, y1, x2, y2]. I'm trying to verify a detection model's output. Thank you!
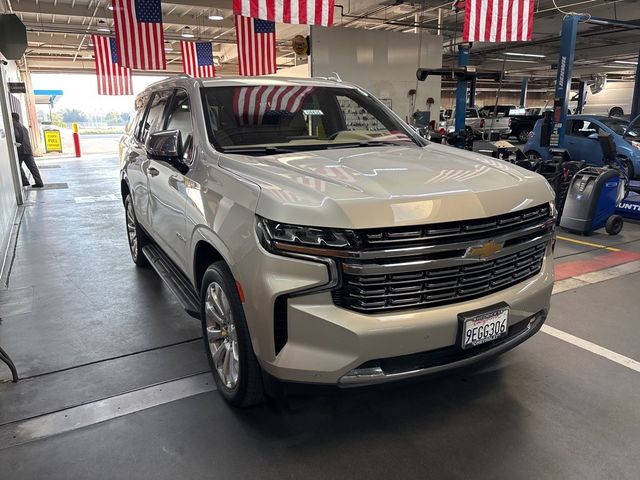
[2, 0, 639, 85]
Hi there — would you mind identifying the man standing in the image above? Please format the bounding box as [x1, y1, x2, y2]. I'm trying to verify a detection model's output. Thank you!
[12, 112, 44, 188]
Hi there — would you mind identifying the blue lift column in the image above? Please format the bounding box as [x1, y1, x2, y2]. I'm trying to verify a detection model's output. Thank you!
[519, 77, 529, 107]
[576, 80, 588, 114]
[550, 14, 582, 148]
[455, 44, 470, 134]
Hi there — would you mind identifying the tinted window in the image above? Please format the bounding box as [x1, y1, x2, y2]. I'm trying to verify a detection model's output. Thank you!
[140, 90, 172, 143]
[599, 117, 629, 136]
[568, 119, 601, 137]
[165, 90, 194, 161]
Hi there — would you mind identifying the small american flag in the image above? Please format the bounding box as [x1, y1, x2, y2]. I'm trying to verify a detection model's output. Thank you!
[112, 0, 166, 70]
[181, 42, 216, 78]
[233, 0, 335, 27]
[235, 15, 276, 77]
[463, 0, 535, 43]
[92, 36, 133, 96]
[233, 85, 314, 125]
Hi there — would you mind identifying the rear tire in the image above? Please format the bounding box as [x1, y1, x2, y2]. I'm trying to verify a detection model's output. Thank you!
[124, 194, 149, 267]
[200, 261, 264, 407]
[605, 215, 623, 235]
[609, 107, 624, 117]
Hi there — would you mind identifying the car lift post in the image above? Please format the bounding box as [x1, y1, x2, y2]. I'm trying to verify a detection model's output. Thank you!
[519, 78, 529, 108]
[576, 80, 588, 114]
[455, 44, 470, 134]
[550, 15, 580, 149]
[552, 15, 640, 148]
[631, 48, 640, 121]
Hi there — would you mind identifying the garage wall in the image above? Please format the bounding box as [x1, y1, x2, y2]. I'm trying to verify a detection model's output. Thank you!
[0, 54, 20, 275]
[310, 27, 442, 123]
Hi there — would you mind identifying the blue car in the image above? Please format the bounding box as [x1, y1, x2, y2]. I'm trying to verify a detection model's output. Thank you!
[523, 115, 640, 179]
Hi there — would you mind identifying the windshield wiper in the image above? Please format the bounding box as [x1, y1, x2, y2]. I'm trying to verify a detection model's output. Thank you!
[223, 146, 297, 155]
[329, 140, 403, 149]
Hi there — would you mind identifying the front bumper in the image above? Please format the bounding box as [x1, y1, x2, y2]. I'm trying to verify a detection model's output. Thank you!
[240, 243, 554, 386]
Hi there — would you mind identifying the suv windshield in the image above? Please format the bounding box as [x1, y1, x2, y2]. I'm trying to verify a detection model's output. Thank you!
[621, 117, 640, 138]
[201, 85, 420, 153]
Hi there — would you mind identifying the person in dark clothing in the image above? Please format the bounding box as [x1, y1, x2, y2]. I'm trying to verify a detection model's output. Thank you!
[11, 112, 44, 188]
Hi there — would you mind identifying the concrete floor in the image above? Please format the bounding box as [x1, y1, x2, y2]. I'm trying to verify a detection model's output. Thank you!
[1, 155, 640, 479]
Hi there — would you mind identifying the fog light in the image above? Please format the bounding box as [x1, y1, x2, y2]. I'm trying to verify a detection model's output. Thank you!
[340, 366, 384, 383]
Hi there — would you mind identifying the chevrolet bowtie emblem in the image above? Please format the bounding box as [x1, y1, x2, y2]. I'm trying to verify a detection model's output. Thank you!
[465, 240, 504, 259]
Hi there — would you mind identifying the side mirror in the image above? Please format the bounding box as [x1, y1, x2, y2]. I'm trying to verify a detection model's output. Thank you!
[587, 132, 599, 140]
[146, 130, 183, 161]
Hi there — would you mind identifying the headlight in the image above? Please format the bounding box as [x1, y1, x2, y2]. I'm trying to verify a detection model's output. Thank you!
[631, 140, 640, 150]
[549, 200, 557, 220]
[256, 217, 359, 258]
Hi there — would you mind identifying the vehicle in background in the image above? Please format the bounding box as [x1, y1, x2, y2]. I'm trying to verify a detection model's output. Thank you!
[120, 76, 556, 407]
[478, 105, 521, 138]
[442, 108, 485, 136]
[523, 114, 640, 179]
[581, 82, 633, 117]
[509, 108, 552, 144]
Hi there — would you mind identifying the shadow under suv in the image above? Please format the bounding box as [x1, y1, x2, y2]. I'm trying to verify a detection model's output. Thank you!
[120, 76, 556, 407]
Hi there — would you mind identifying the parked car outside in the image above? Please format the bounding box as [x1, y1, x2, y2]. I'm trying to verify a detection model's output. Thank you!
[120, 76, 556, 406]
[523, 114, 640, 179]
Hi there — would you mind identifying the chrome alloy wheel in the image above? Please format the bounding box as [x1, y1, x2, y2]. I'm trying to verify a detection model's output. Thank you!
[205, 282, 240, 389]
[126, 200, 138, 260]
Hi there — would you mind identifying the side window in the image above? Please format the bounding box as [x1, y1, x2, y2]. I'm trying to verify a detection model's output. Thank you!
[133, 94, 150, 142]
[165, 90, 194, 162]
[140, 90, 172, 143]
[568, 120, 600, 137]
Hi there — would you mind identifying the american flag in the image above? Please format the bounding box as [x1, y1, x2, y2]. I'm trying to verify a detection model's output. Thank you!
[181, 42, 216, 78]
[92, 36, 133, 95]
[233, 85, 314, 125]
[235, 15, 276, 76]
[111, 0, 166, 70]
[233, 0, 335, 27]
[462, 0, 535, 43]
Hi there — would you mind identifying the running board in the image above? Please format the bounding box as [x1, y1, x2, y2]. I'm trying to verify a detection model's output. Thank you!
[142, 244, 200, 319]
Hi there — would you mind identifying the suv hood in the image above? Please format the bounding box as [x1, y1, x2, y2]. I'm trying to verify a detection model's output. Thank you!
[219, 143, 554, 229]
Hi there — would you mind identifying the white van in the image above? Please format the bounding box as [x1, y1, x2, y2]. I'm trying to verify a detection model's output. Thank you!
[582, 81, 634, 117]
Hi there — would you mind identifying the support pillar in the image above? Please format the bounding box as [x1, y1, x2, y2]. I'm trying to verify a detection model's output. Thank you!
[576, 80, 588, 115]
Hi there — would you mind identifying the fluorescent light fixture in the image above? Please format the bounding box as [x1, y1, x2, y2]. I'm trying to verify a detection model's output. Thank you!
[96, 20, 110, 33]
[108, 5, 114, 10]
[181, 26, 195, 38]
[208, 14, 224, 20]
[613, 60, 638, 65]
[504, 52, 546, 58]
[164, 42, 174, 52]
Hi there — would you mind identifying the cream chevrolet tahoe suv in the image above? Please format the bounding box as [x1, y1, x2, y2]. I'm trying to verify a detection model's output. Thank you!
[120, 76, 556, 407]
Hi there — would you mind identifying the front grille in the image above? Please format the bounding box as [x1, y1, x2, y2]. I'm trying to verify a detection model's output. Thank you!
[360, 204, 550, 249]
[332, 204, 552, 313]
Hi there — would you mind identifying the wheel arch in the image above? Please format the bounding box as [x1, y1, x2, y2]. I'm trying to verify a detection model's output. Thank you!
[191, 227, 235, 293]
[120, 178, 130, 205]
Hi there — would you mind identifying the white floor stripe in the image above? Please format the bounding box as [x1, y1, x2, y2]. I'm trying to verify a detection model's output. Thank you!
[541, 325, 640, 374]
[0, 373, 215, 449]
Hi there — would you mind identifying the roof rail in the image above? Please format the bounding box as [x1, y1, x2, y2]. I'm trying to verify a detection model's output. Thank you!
[329, 72, 342, 82]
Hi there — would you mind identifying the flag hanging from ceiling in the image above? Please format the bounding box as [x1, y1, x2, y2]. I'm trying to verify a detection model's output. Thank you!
[235, 15, 277, 76]
[233, 85, 314, 124]
[92, 35, 133, 95]
[111, 0, 166, 70]
[233, 0, 335, 26]
[462, 0, 535, 43]
[181, 42, 216, 78]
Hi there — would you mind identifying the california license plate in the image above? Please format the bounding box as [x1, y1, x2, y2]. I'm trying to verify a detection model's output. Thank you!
[460, 306, 509, 349]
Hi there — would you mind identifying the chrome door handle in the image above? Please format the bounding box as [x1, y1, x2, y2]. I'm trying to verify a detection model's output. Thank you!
[148, 167, 160, 177]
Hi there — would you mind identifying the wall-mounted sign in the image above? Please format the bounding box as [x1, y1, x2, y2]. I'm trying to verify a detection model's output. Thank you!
[43, 129, 62, 153]
[292, 35, 309, 56]
[8, 82, 26, 94]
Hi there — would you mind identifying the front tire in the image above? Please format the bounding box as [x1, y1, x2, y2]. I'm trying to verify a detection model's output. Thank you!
[517, 129, 530, 144]
[605, 215, 623, 235]
[124, 195, 149, 267]
[200, 261, 264, 407]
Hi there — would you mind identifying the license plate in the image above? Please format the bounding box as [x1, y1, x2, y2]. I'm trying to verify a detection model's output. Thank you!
[460, 306, 509, 349]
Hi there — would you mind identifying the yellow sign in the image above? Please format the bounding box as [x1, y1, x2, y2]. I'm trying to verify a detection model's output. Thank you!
[43, 129, 62, 153]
